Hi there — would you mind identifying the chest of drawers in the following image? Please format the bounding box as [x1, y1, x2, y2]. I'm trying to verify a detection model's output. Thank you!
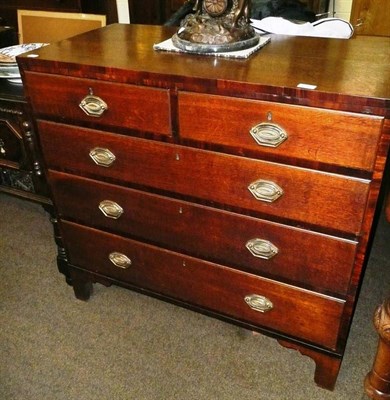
[17, 24, 390, 391]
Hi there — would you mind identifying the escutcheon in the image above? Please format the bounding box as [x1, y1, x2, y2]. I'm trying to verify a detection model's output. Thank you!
[244, 294, 273, 313]
[79, 91, 108, 117]
[250, 122, 287, 148]
[248, 179, 283, 202]
[99, 200, 123, 219]
[89, 147, 116, 167]
[109, 252, 132, 269]
[246, 238, 278, 259]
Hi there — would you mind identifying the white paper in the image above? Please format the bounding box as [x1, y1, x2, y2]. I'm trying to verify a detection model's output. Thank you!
[251, 17, 354, 39]
[153, 36, 271, 59]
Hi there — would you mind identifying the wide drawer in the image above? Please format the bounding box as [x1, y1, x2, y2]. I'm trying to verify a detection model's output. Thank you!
[49, 171, 357, 296]
[61, 220, 346, 351]
[23, 72, 172, 136]
[39, 120, 370, 235]
[178, 92, 383, 172]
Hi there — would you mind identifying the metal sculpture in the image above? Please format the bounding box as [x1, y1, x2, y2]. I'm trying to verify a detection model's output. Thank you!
[172, 0, 259, 53]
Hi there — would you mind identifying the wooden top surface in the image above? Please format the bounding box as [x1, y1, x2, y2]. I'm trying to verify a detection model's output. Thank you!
[17, 23, 390, 111]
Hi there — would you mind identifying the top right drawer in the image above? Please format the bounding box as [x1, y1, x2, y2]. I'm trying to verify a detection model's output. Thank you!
[178, 92, 383, 173]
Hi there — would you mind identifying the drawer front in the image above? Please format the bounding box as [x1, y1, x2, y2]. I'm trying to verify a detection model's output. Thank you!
[178, 92, 383, 172]
[49, 171, 357, 295]
[39, 120, 369, 234]
[24, 72, 172, 136]
[61, 220, 345, 350]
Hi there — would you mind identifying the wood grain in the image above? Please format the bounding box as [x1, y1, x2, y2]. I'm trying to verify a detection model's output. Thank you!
[61, 220, 346, 351]
[49, 170, 358, 296]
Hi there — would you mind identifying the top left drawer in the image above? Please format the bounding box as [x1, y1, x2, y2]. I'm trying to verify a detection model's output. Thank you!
[23, 72, 172, 136]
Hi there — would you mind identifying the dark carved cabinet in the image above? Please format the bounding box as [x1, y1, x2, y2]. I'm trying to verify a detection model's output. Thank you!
[0, 80, 49, 204]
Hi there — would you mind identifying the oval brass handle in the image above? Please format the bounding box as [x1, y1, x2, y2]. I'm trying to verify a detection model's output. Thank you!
[245, 294, 273, 313]
[250, 122, 287, 148]
[89, 147, 116, 167]
[246, 238, 278, 260]
[248, 179, 283, 202]
[79, 94, 108, 117]
[109, 252, 132, 269]
[99, 200, 123, 219]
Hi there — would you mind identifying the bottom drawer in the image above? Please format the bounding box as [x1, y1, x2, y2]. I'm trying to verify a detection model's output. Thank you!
[61, 220, 345, 351]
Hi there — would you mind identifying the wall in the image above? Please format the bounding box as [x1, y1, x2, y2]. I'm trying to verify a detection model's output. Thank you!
[116, 0, 130, 23]
[328, 0, 353, 20]
[115, 0, 355, 24]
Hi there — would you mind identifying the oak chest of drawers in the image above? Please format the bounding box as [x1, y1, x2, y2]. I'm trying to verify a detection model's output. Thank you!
[17, 24, 390, 390]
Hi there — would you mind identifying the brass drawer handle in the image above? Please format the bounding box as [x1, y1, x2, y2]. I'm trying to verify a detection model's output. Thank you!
[250, 122, 287, 148]
[89, 147, 116, 167]
[79, 90, 108, 117]
[248, 179, 283, 202]
[245, 294, 273, 313]
[109, 252, 132, 269]
[99, 200, 123, 219]
[246, 238, 278, 260]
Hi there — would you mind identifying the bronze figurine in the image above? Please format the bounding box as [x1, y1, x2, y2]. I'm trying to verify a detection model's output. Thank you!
[172, 0, 259, 53]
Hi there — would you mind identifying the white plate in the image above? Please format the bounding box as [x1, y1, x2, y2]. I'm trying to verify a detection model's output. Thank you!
[7, 78, 23, 84]
[0, 69, 20, 78]
[0, 63, 20, 78]
[0, 64, 19, 72]
[0, 61, 18, 67]
[0, 43, 48, 63]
